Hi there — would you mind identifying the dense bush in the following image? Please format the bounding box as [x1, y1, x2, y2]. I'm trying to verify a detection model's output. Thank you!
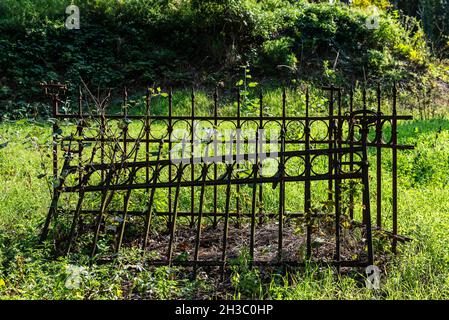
[394, 0, 449, 56]
[0, 0, 442, 106]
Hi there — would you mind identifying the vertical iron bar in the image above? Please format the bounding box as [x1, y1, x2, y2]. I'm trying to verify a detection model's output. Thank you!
[123, 87, 128, 158]
[40, 91, 60, 242]
[77, 85, 83, 240]
[221, 163, 234, 279]
[67, 141, 101, 253]
[100, 97, 105, 183]
[304, 87, 312, 259]
[236, 90, 241, 227]
[53, 94, 59, 181]
[168, 88, 173, 230]
[258, 90, 264, 224]
[334, 88, 342, 269]
[66, 85, 84, 253]
[277, 88, 286, 263]
[66, 192, 85, 254]
[361, 90, 374, 265]
[190, 88, 195, 228]
[193, 164, 208, 276]
[167, 163, 186, 264]
[43, 152, 71, 245]
[145, 88, 151, 193]
[118, 87, 129, 253]
[250, 121, 259, 264]
[78, 86, 84, 186]
[142, 141, 164, 252]
[116, 144, 141, 253]
[376, 84, 382, 228]
[328, 88, 334, 203]
[392, 83, 398, 253]
[349, 88, 355, 220]
[91, 146, 119, 258]
[213, 88, 218, 228]
[362, 86, 367, 225]
[66, 179, 89, 254]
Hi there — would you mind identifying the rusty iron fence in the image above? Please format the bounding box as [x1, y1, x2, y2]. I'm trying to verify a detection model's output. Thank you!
[39, 82, 413, 274]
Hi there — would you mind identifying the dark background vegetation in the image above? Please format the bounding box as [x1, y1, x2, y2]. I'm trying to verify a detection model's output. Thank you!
[0, 0, 448, 117]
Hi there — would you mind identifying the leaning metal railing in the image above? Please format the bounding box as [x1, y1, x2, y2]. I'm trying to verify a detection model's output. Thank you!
[39, 83, 413, 275]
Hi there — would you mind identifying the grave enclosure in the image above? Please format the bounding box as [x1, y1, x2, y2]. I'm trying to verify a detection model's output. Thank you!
[39, 82, 413, 275]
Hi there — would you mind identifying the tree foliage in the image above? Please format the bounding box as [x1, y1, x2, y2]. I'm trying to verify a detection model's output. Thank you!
[0, 0, 443, 105]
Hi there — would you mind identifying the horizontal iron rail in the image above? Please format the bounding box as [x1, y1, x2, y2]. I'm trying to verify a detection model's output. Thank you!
[62, 172, 365, 193]
[59, 136, 414, 150]
[139, 260, 371, 268]
[63, 147, 365, 171]
[62, 210, 339, 218]
[53, 113, 413, 121]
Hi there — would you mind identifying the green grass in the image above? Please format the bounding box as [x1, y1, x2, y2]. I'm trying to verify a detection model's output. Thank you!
[1, 89, 449, 300]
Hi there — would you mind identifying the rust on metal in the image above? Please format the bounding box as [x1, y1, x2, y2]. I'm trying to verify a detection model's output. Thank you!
[39, 82, 413, 274]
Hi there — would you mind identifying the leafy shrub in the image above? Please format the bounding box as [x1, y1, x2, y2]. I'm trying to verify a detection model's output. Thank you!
[0, 0, 440, 110]
[352, 0, 392, 9]
[0, 0, 66, 27]
[260, 37, 297, 73]
[395, 0, 449, 56]
[230, 248, 263, 299]
[281, 3, 431, 83]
